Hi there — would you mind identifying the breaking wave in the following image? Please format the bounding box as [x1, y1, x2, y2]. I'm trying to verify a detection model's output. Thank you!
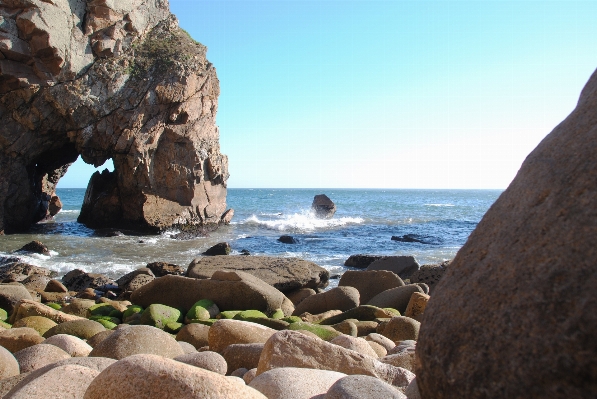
[243, 211, 364, 232]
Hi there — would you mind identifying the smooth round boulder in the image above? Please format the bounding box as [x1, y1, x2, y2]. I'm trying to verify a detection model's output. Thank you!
[243, 368, 257, 384]
[330, 335, 379, 358]
[377, 316, 420, 342]
[87, 330, 113, 348]
[208, 319, 276, 353]
[83, 354, 267, 398]
[324, 374, 406, 399]
[408, 261, 449, 294]
[178, 341, 197, 354]
[44, 334, 93, 357]
[176, 323, 210, 348]
[61, 299, 96, 317]
[0, 327, 44, 353]
[416, 69, 597, 399]
[221, 343, 264, 374]
[0, 284, 33, 314]
[13, 343, 70, 373]
[43, 319, 105, 340]
[365, 333, 396, 351]
[292, 286, 360, 316]
[4, 364, 99, 399]
[0, 345, 19, 378]
[174, 351, 227, 375]
[338, 270, 405, 303]
[365, 256, 420, 280]
[367, 285, 424, 313]
[12, 316, 57, 336]
[250, 367, 346, 399]
[89, 325, 184, 360]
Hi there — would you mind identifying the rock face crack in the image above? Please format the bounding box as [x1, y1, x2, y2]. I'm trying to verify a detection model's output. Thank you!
[0, 0, 231, 234]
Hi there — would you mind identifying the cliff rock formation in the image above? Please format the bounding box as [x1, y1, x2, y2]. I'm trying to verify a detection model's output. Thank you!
[0, 0, 230, 234]
[416, 67, 597, 398]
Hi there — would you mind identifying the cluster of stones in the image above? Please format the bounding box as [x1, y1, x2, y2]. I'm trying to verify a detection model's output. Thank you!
[0, 243, 436, 398]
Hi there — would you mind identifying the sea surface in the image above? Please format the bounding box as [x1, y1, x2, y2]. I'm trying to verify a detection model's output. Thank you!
[0, 189, 502, 286]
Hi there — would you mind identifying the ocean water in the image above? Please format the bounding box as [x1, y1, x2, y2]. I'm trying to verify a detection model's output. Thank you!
[0, 188, 502, 285]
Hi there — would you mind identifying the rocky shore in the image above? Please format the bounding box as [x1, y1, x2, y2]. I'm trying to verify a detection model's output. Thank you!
[0, 241, 445, 398]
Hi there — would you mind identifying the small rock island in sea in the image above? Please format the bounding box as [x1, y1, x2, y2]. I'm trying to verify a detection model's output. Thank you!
[0, 1, 596, 398]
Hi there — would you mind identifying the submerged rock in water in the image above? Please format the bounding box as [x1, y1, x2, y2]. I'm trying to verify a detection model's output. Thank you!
[203, 242, 231, 256]
[277, 235, 298, 244]
[17, 241, 50, 256]
[416, 68, 597, 399]
[0, 0, 230, 234]
[311, 194, 336, 219]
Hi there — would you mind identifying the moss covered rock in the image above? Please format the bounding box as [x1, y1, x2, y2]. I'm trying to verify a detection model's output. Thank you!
[88, 303, 117, 318]
[43, 319, 106, 340]
[233, 310, 267, 321]
[319, 305, 396, 325]
[282, 316, 302, 324]
[12, 316, 57, 336]
[122, 305, 144, 322]
[288, 322, 342, 341]
[165, 322, 183, 334]
[0, 307, 8, 321]
[45, 303, 61, 311]
[140, 304, 182, 329]
[217, 310, 242, 319]
[271, 309, 284, 319]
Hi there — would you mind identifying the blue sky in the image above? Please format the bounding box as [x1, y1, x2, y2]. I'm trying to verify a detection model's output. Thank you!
[58, 0, 597, 189]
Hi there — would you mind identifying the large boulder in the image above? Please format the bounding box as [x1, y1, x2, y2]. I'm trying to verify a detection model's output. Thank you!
[311, 194, 336, 219]
[84, 354, 267, 399]
[131, 272, 286, 315]
[338, 270, 405, 303]
[0, 0, 230, 235]
[208, 319, 276, 353]
[292, 287, 360, 316]
[367, 285, 424, 314]
[408, 260, 450, 294]
[258, 330, 414, 387]
[186, 256, 329, 292]
[13, 344, 70, 373]
[0, 346, 19, 379]
[416, 69, 597, 399]
[325, 375, 407, 399]
[249, 367, 347, 399]
[0, 284, 33, 314]
[0, 328, 44, 353]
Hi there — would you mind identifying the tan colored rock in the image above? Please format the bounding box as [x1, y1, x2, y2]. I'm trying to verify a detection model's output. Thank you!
[83, 354, 267, 399]
[61, 299, 97, 317]
[0, 0, 229, 235]
[416, 69, 597, 399]
[221, 343, 264, 374]
[44, 279, 68, 293]
[174, 351, 227, 375]
[367, 341, 387, 357]
[0, 345, 19, 379]
[9, 300, 84, 324]
[367, 285, 424, 314]
[300, 309, 343, 324]
[377, 316, 420, 342]
[330, 320, 358, 336]
[131, 272, 286, 315]
[330, 335, 379, 358]
[12, 316, 57, 336]
[13, 344, 70, 373]
[178, 341, 197, 354]
[208, 319, 276, 353]
[87, 330, 113, 348]
[292, 287, 360, 316]
[0, 327, 44, 353]
[286, 288, 317, 306]
[324, 375, 407, 399]
[243, 368, 258, 384]
[230, 367, 249, 378]
[187, 256, 329, 292]
[404, 292, 429, 318]
[404, 378, 422, 399]
[381, 342, 416, 373]
[0, 374, 28, 398]
[258, 330, 414, 387]
[176, 323, 210, 349]
[365, 333, 396, 351]
[0, 284, 33, 314]
[366, 256, 420, 279]
[250, 367, 346, 399]
[4, 364, 99, 399]
[89, 325, 184, 360]
[44, 334, 93, 357]
[339, 270, 405, 303]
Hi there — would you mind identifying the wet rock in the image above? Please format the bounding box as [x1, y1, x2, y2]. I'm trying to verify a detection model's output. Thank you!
[250, 367, 347, 399]
[366, 256, 420, 280]
[278, 235, 298, 244]
[339, 270, 405, 303]
[62, 269, 115, 292]
[84, 354, 267, 399]
[391, 234, 428, 244]
[146, 261, 185, 277]
[17, 241, 50, 256]
[408, 260, 450, 294]
[89, 325, 184, 360]
[344, 254, 384, 269]
[187, 255, 329, 292]
[203, 242, 231, 256]
[292, 286, 360, 316]
[312, 194, 336, 219]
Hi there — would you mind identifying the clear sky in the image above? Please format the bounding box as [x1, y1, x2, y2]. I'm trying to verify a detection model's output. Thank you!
[58, 0, 597, 189]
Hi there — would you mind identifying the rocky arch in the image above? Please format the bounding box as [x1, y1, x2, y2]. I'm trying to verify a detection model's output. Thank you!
[0, 0, 231, 234]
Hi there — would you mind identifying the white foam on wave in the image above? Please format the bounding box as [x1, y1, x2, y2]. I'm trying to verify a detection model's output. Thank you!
[425, 204, 455, 207]
[59, 210, 80, 213]
[243, 210, 364, 232]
